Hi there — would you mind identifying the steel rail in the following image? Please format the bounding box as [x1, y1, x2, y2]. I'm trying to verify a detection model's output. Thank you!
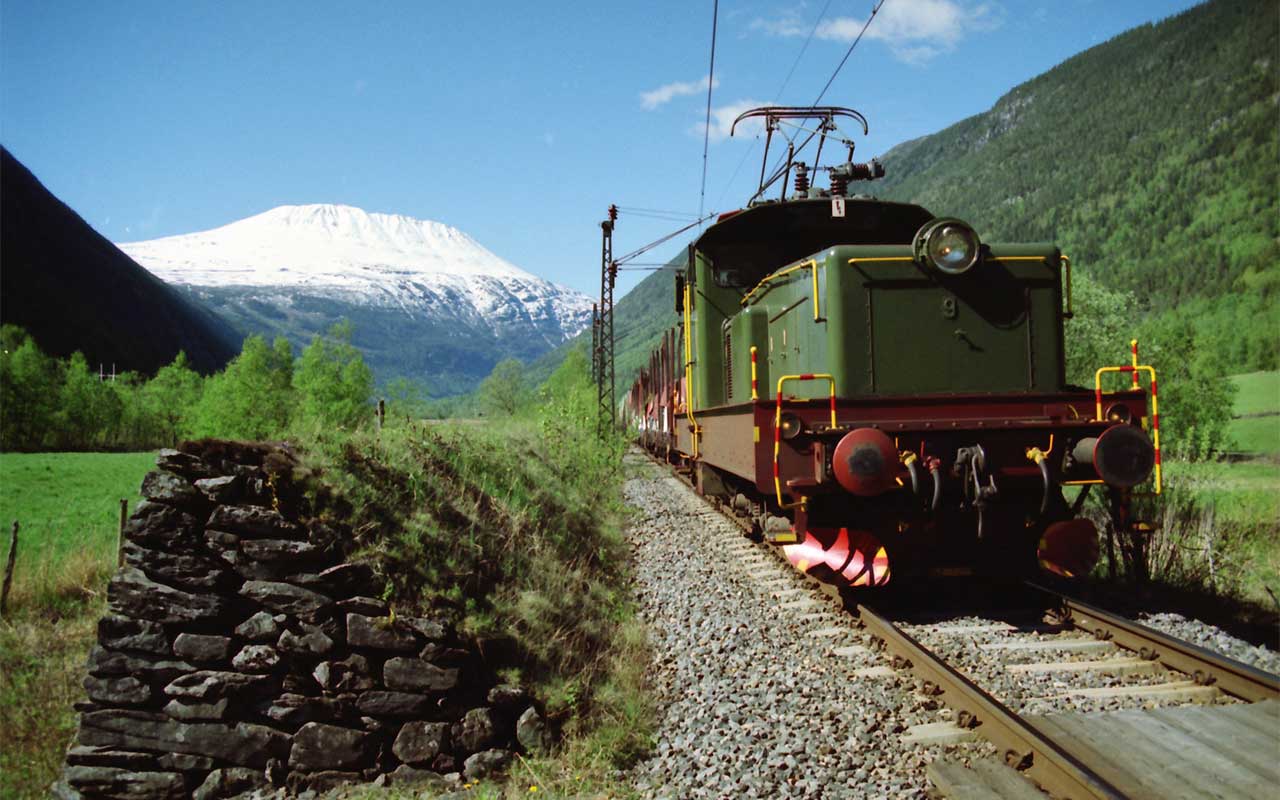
[1028, 581, 1280, 703]
[857, 604, 1129, 800]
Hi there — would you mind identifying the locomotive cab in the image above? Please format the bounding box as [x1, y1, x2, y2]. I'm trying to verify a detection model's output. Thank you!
[639, 106, 1157, 586]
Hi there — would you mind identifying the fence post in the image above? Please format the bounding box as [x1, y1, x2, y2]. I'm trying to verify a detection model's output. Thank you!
[1, 521, 18, 617]
[118, 499, 128, 567]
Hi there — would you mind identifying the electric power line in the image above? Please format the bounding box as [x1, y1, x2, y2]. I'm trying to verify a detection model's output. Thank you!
[697, 0, 719, 228]
[772, 0, 835, 104]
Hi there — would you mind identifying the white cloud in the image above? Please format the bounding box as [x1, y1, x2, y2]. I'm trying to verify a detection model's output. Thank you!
[640, 75, 720, 110]
[691, 99, 775, 142]
[759, 0, 1003, 65]
[749, 14, 806, 37]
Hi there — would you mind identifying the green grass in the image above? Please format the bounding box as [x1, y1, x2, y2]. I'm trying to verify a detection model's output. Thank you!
[0, 451, 155, 611]
[1158, 459, 1279, 606]
[0, 452, 154, 797]
[1229, 371, 1280, 417]
[1227, 371, 1280, 454]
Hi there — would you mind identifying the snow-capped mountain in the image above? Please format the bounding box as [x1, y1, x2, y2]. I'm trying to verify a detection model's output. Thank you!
[119, 204, 594, 393]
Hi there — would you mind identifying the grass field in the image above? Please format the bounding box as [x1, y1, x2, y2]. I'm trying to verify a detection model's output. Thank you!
[1227, 371, 1280, 453]
[0, 452, 154, 799]
[0, 451, 155, 611]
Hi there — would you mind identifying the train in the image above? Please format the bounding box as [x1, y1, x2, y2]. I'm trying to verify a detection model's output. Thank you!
[624, 107, 1160, 588]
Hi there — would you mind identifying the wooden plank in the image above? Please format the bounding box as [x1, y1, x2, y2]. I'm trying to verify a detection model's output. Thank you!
[781, 598, 820, 610]
[1006, 657, 1158, 676]
[807, 626, 846, 638]
[1096, 709, 1265, 799]
[1148, 705, 1278, 781]
[929, 623, 1016, 635]
[830, 644, 870, 657]
[901, 721, 979, 745]
[927, 759, 1003, 800]
[1169, 702, 1280, 751]
[1044, 680, 1218, 702]
[968, 758, 1049, 800]
[1211, 699, 1280, 738]
[1029, 712, 1178, 800]
[851, 665, 895, 678]
[980, 639, 1113, 653]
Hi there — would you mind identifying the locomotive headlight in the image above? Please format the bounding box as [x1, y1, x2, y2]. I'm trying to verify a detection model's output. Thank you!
[915, 218, 981, 275]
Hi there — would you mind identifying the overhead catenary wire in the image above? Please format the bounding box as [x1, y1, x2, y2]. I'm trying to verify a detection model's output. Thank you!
[812, 0, 887, 107]
[749, 0, 889, 203]
[697, 0, 719, 229]
[616, 206, 701, 218]
[714, 0, 834, 211]
[773, 0, 835, 103]
[613, 211, 719, 267]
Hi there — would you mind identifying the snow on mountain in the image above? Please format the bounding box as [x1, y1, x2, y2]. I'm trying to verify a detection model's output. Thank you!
[117, 205, 594, 393]
[119, 204, 592, 333]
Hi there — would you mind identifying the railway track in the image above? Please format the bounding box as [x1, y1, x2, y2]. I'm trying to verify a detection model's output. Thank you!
[651, 450, 1280, 799]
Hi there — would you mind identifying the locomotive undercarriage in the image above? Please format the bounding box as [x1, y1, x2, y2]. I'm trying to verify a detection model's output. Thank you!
[651, 390, 1152, 586]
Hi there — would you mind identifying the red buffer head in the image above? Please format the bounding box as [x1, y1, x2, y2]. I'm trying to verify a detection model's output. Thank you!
[832, 427, 899, 497]
[1073, 424, 1155, 488]
[1038, 518, 1100, 578]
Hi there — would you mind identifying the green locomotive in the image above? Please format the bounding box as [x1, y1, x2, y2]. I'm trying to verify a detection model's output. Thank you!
[629, 107, 1159, 585]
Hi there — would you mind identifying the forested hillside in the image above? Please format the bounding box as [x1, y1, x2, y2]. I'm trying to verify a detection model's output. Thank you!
[873, 0, 1277, 370]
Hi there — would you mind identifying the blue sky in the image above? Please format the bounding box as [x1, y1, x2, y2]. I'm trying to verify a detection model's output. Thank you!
[2, 0, 1203, 298]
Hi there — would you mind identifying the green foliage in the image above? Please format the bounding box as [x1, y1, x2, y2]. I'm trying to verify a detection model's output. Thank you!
[477, 357, 529, 417]
[382, 376, 430, 420]
[873, 0, 1278, 374]
[1063, 271, 1139, 386]
[193, 335, 295, 440]
[301, 352, 644, 772]
[294, 321, 374, 430]
[144, 352, 203, 447]
[56, 353, 123, 450]
[1136, 314, 1236, 461]
[0, 329, 61, 450]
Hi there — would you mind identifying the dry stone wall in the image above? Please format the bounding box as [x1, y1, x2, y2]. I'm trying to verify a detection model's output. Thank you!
[55, 442, 550, 799]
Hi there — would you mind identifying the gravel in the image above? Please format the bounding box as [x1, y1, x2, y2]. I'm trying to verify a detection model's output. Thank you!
[622, 458, 989, 799]
[620, 453, 1279, 797]
[1136, 611, 1280, 675]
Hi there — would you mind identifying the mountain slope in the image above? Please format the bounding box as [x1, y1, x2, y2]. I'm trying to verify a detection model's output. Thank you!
[120, 205, 593, 394]
[873, 0, 1277, 305]
[0, 147, 239, 374]
[525, 250, 682, 391]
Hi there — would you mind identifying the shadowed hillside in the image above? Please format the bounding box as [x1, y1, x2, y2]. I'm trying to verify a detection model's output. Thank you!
[0, 147, 239, 374]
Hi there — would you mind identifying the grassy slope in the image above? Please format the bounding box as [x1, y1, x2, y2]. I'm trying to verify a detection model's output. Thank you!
[1228, 371, 1280, 453]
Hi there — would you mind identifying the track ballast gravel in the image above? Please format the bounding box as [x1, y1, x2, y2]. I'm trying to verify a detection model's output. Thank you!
[622, 460, 985, 799]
